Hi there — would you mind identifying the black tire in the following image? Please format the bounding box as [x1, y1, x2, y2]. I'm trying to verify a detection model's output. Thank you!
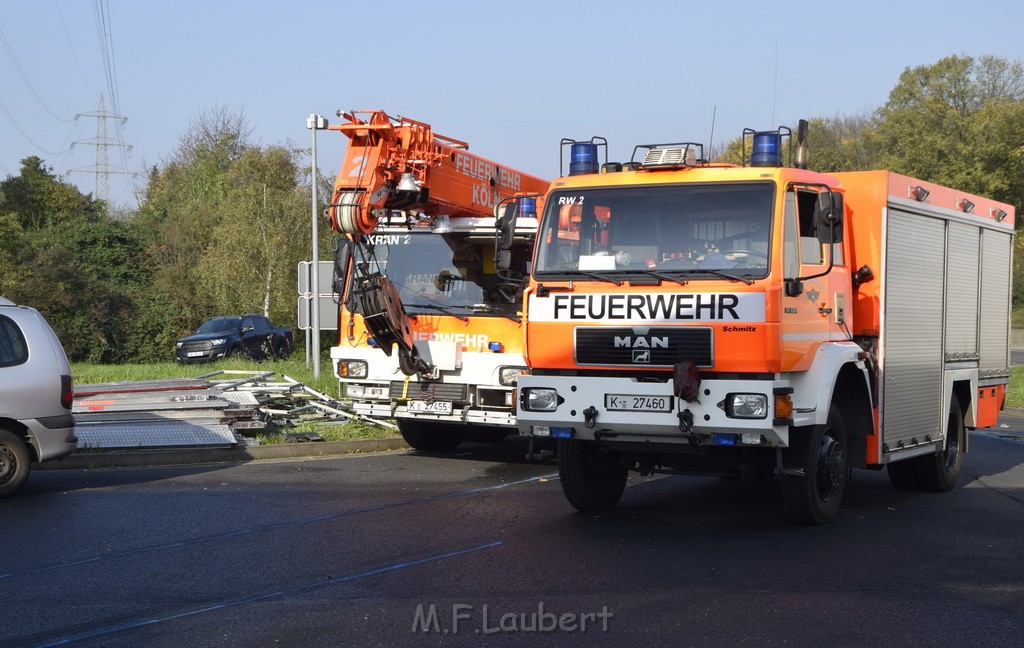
[466, 428, 510, 444]
[0, 429, 31, 498]
[781, 404, 848, 525]
[887, 458, 921, 491]
[398, 420, 464, 452]
[558, 439, 627, 512]
[916, 393, 966, 492]
[225, 346, 244, 360]
[886, 393, 966, 492]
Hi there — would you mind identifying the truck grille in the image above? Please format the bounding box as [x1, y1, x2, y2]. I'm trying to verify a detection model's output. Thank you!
[180, 341, 213, 352]
[574, 327, 713, 367]
[389, 381, 470, 403]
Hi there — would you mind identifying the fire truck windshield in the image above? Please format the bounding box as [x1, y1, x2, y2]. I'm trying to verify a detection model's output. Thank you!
[360, 231, 525, 315]
[534, 182, 774, 278]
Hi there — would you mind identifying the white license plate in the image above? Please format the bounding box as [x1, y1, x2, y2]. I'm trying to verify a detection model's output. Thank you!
[408, 400, 453, 414]
[605, 394, 673, 412]
[186, 351, 205, 358]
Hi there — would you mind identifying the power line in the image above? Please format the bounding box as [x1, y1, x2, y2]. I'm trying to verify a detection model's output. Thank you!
[0, 95, 69, 155]
[55, 0, 99, 94]
[0, 28, 73, 123]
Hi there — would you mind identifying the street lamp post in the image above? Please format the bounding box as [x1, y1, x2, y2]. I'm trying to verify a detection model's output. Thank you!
[307, 114, 329, 378]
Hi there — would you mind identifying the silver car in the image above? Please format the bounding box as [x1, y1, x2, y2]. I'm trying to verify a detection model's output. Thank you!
[0, 297, 77, 496]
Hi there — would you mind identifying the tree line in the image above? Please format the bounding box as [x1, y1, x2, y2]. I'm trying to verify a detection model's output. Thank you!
[1, 55, 1022, 364]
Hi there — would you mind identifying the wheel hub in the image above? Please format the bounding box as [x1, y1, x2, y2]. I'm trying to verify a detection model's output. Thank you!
[0, 448, 15, 484]
[816, 432, 844, 500]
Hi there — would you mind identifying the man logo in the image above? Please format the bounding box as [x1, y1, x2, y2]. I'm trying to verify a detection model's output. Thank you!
[633, 349, 651, 363]
[613, 336, 668, 349]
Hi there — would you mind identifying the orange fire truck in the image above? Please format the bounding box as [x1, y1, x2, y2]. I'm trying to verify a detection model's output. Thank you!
[326, 110, 548, 451]
[500, 122, 1014, 523]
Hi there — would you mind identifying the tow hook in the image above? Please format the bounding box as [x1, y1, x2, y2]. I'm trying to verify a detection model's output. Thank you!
[677, 408, 703, 446]
[583, 406, 599, 428]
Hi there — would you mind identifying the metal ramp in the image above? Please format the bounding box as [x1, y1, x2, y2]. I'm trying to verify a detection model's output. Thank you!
[72, 378, 249, 450]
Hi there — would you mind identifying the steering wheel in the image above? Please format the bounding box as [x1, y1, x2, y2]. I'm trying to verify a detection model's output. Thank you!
[719, 248, 768, 262]
[487, 283, 521, 303]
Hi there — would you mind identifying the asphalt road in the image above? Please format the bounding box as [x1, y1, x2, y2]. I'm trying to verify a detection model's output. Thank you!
[3, 423, 1024, 648]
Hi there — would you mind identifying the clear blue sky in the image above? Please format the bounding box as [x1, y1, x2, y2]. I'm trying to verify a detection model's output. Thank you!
[3, 0, 1024, 208]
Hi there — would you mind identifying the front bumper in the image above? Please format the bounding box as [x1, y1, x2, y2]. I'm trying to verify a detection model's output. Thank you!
[516, 374, 792, 447]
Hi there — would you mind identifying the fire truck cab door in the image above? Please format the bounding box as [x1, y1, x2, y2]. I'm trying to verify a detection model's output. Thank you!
[780, 188, 841, 370]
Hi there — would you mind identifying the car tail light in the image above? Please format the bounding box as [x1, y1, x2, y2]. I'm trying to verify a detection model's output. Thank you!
[61, 374, 74, 410]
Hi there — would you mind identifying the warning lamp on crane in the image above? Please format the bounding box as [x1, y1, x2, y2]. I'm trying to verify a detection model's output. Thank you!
[519, 197, 537, 218]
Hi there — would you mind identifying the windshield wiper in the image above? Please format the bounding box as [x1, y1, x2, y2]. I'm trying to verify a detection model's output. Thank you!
[622, 269, 688, 286]
[405, 303, 470, 321]
[673, 269, 755, 285]
[550, 270, 622, 285]
[471, 303, 521, 322]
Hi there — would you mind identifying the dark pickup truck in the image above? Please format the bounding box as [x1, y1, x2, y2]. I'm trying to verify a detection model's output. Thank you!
[175, 315, 294, 363]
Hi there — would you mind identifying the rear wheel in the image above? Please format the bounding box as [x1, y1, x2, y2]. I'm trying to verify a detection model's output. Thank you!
[558, 440, 627, 512]
[398, 420, 464, 452]
[0, 429, 31, 498]
[781, 404, 848, 524]
[889, 393, 965, 492]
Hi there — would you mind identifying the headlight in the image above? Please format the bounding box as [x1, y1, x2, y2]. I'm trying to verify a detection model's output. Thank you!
[176, 342, 183, 348]
[498, 366, 527, 386]
[337, 360, 368, 379]
[521, 387, 560, 412]
[210, 338, 227, 346]
[725, 393, 768, 419]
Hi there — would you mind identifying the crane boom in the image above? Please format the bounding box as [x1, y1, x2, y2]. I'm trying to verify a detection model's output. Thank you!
[328, 110, 547, 234]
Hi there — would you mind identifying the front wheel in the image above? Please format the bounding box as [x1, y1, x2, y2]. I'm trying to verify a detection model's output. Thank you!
[781, 405, 848, 525]
[0, 429, 31, 498]
[558, 440, 627, 512]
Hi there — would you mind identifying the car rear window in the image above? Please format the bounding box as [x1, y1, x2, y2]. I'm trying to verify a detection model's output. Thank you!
[0, 315, 28, 367]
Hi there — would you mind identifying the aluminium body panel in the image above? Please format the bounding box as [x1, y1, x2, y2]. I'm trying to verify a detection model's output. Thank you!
[979, 228, 1012, 377]
[944, 221, 980, 358]
[879, 207, 946, 451]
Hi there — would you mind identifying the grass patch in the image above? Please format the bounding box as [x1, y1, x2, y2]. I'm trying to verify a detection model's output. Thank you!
[1008, 366, 1024, 410]
[73, 358, 343, 399]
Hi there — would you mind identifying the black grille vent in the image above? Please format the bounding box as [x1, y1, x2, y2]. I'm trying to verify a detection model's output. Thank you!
[180, 341, 212, 352]
[575, 327, 712, 366]
[390, 381, 470, 403]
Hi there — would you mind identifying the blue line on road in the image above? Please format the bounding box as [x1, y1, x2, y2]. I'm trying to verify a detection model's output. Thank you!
[34, 541, 504, 647]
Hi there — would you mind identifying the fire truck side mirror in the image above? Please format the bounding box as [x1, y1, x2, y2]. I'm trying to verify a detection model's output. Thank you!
[494, 200, 519, 272]
[815, 192, 844, 244]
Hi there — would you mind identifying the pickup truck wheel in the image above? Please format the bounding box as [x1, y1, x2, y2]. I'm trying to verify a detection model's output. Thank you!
[0, 429, 31, 498]
[781, 404, 848, 525]
[558, 439, 627, 512]
[398, 420, 464, 452]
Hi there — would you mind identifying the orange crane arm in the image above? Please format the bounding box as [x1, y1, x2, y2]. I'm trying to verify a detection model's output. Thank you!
[327, 110, 548, 233]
